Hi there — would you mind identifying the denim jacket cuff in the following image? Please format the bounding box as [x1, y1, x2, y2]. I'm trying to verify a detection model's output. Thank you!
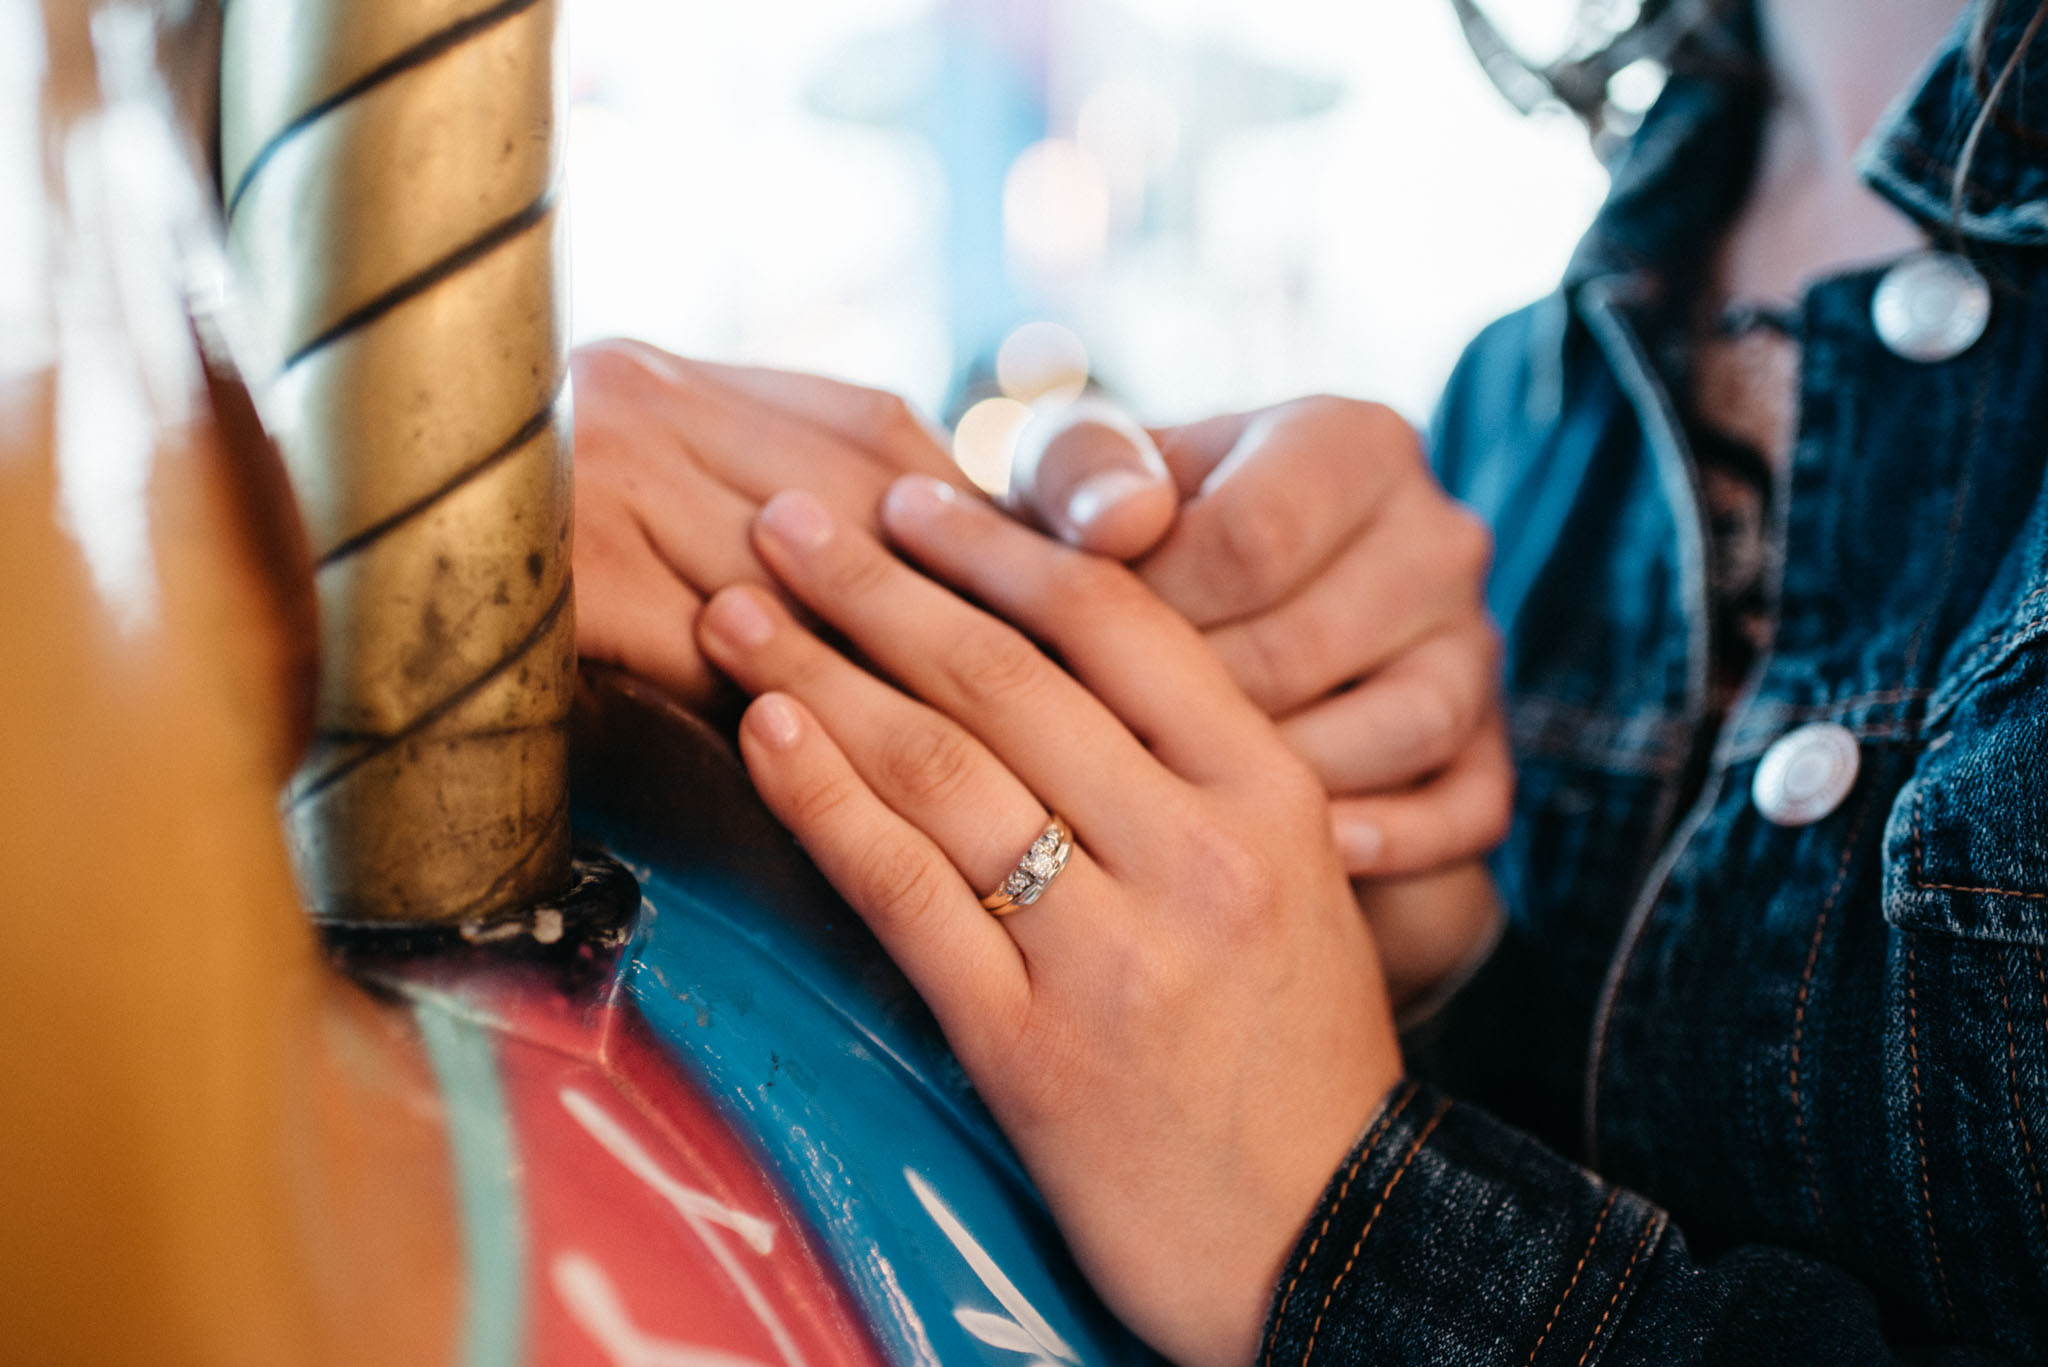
[1259, 1080, 1668, 1367]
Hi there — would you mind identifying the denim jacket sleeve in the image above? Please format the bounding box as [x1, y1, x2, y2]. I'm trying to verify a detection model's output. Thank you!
[1258, 1078, 2027, 1366]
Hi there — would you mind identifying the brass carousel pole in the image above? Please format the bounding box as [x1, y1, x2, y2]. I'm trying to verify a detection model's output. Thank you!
[219, 0, 575, 925]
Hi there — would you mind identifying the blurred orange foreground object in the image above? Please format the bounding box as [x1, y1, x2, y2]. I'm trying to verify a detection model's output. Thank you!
[0, 4, 464, 1362]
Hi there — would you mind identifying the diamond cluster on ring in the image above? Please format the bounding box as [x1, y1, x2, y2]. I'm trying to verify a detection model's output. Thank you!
[1003, 828, 1066, 905]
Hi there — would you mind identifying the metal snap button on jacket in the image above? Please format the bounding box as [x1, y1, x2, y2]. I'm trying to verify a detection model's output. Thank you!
[1872, 250, 1991, 362]
[1753, 722, 1861, 826]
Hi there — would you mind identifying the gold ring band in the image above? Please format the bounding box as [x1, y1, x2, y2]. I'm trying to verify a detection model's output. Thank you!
[980, 816, 1073, 916]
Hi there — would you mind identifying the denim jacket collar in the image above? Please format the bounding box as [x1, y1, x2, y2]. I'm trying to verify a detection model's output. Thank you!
[1860, 2, 2048, 246]
[1567, 0, 2048, 295]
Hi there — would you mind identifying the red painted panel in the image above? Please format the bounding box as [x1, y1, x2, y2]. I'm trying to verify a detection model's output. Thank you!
[489, 989, 886, 1367]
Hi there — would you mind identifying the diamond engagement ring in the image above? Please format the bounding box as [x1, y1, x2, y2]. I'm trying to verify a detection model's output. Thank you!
[980, 816, 1073, 916]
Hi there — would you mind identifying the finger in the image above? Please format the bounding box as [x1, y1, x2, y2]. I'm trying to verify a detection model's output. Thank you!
[1278, 627, 1500, 794]
[1203, 492, 1492, 716]
[1137, 400, 1422, 629]
[580, 430, 767, 597]
[748, 489, 1187, 842]
[1147, 411, 1252, 496]
[665, 353, 967, 484]
[705, 586, 1120, 962]
[1354, 864, 1502, 1010]
[879, 476, 1275, 786]
[590, 341, 904, 525]
[1327, 718, 1514, 877]
[572, 501, 718, 704]
[735, 691, 1026, 1028]
[1009, 398, 1178, 560]
[702, 584, 1052, 893]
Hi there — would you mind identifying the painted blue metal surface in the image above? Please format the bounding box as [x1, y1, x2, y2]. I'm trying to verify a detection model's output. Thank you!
[574, 690, 1164, 1367]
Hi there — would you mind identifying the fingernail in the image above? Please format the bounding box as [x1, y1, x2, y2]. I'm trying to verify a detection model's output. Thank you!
[749, 693, 803, 749]
[1063, 468, 1157, 534]
[883, 474, 958, 528]
[702, 588, 775, 649]
[759, 489, 835, 553]
[1335, 817, 1384, 870]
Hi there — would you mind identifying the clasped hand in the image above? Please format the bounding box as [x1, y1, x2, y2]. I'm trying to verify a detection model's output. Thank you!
[574, 340, 1511, 885]
[571, 340, 1511, 1364]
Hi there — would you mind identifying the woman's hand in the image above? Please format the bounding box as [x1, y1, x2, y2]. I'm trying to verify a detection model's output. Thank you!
[695, 479, 1405, 1367]
[572, 339, 968, 706]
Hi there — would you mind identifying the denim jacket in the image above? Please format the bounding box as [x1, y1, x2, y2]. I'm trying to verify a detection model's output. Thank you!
[1258, 5, 2048, 1362]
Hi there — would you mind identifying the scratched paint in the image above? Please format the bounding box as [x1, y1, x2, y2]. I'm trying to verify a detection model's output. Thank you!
[591, 834, 1165, 1367]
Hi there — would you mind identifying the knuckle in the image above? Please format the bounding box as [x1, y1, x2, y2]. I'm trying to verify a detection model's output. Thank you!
[571, 338, 652, 396]
[1049, 548, 1144, 613]
[785, 769, 860, 832]
[875, 720, 979, 808]
[816, 536, 893, 599]
[1296, 395, 1420, 471]
[1361, 401, 1426, 465]
[1483, 746, 1517, 830]
[1399, 685, 1461, 771]
[1474, 787, 1515, 852]
[1174, 816, 1270, 930]
[1238, 605, 1331, 710]
[1109, 939, 1194, 1023]
[856, 840, 951, 934]
[1212, 496, 1305, 605]
[1463, 745, 1517, 853]
[1475, 619, 1506, 673]
[942, 621, 1046, 707]
[1443, 504, 1495, 580]
[866, 391, 927, 452]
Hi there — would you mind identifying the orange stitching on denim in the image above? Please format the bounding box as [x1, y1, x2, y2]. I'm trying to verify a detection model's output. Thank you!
[1906, 764, 2048, 899]
[1262, 1083, 1417, 1367]
[1298, 1097, 1451, 1367]
[1905, 942, 1958, 1329]
[1575, 1216, 1656, 1367]
[1524, 1190, 1616, 1367]
[1789, 800, 1868, 1245]
[1995, 955, 2048, 1244]
[1914, 880, 2048, 901]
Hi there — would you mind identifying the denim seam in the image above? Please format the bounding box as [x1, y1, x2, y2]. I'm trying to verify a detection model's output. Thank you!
[1789, 796, 1871, 1249]
[1262, 1082, 1417, 1367]
[1525, 1188, 1617, 1367]
[2035, 947, 2048, 1253]
[1915, 881, 2048, 901]
[1953, 582, 2048, 668]
[1575, 1213, 1659, 1367]
[1996, 953, 2048, 1249]
[1298, 1096, 1451, 1367]
[1911, 764, 2048, 903]
[1927, 592, 2048, 727]
[1905, 938, 1960, 1330]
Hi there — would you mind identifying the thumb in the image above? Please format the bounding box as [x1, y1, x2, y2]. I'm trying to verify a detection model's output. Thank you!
[1008, 397, 1179, 560]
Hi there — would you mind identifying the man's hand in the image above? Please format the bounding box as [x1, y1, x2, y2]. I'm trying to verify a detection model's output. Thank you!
[572, 338, 969, 706]
[1012, 395, 1512, 880]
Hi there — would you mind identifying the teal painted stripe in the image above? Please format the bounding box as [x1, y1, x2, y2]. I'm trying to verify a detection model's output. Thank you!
[417, 1001, 527, 1367]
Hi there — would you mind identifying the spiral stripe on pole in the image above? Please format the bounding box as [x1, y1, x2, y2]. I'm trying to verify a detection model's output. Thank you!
[222, 0, 573, 924]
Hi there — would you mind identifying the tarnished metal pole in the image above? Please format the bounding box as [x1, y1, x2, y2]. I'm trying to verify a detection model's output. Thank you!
[220, 0, 574, 924]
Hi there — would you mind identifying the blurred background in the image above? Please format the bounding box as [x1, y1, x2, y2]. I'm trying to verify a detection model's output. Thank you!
[566, 0, 1632, 490]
